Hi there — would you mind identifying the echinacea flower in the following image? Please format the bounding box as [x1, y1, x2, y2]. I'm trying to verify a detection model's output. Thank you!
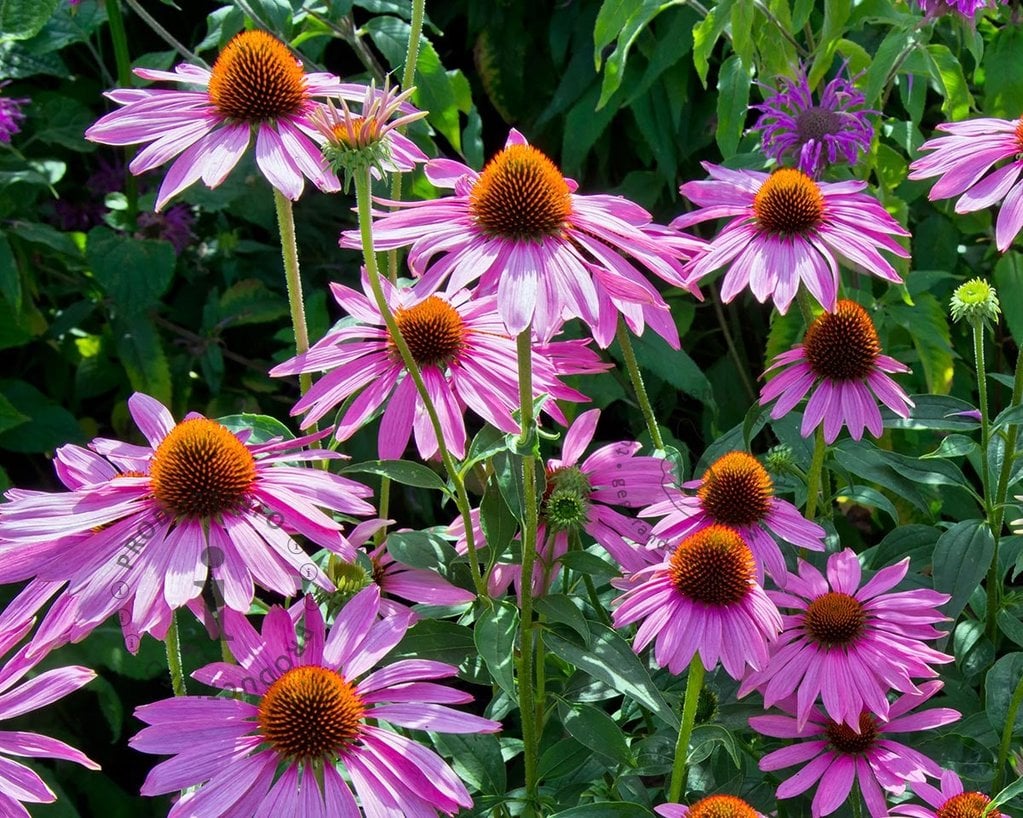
[132, 587, 500, 816]
[656, 795, 766, 818]
[450, 408, 677, 597]
[891, 769, 1007, 818]
[750, 682, 959, 818]
[739, 550, 952, 730]
[612, 525, 782, 679]
[0, 646, 99, 816]
[753, 64, 875, 177]
[270, 274, 605, 460]
[675, 164, 909, 314]
[0, 393, 374, 649]
[641, 450, 825, 582]
[0, 81, 27, 144]
[85, 30, 392, 209]
[909, 117, 1023, 251]
[759, 299, 914, 443]
[341, 128, 701, 345]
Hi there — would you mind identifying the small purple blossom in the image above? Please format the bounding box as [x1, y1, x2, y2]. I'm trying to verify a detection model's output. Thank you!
[915, 0, 1004, 16]
[136, 204, 195, 254]
[752, 65, 875, 178]
[0, 82, 28, 144]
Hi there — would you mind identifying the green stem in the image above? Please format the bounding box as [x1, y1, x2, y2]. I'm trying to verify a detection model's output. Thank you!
[353, 168, 486, 598]
[992, 346, 1023, 536]
[516, 329, 542, 817]
[668, 655, 705, 802]
[387, 0, 426, 283]
[710, 290, 756, 402]
[273, 188, 313, 398]
[995, 671, 1023, 791]
[104, 0, 138, 228]
[974, 322, 999, 640]
[804, 427, 827, 520]
[165, 612, 187, 696]
[374, 476, 392, 546]
[616, 318, 664, 451]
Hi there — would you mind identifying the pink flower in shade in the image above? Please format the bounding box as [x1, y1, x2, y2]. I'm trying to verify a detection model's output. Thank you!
[760, 300, 914, 444]
[909, 117, 1023, 251]
[270, 274, 605, 460]
[891, 770, 1007, 818]
[131, 587, 500, 816]
[0, 645, 99, 816]
[612, 525, 782, 679]
[0, 393, 374, 651]
[84, 30, 419, 209]
[739, 550, 952, 731]
[675, 164, 909, 314]
[340, 128, 703, 346]
[749, 682, 959, 818]
[450, 408, 677, 598]
[642, 450, 825, 583]
[655, 795, 767, 818]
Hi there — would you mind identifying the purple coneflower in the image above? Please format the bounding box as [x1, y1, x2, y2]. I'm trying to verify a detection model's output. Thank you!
[739, 550, 952, 730]
[0, 393, 374, 647]
[760, 300, 914, 443]
[909, 117, 1023, 251]
[270, 274, 605, 460]
[132, 588, 500, 816]
[340, 128, 701, 345]
[612, 524, 782, 679]
[675, 164, 909, 314]
[85, 30, 411, 209]
[656, 795, 766, 818]
[750, 682, 959, 818]
[753, 64, 875, 178]
[642, 450, 825, 583]
[891, 769, 1007, 818]
[0, 82, 28, 144]
[0, 646, 99, 815]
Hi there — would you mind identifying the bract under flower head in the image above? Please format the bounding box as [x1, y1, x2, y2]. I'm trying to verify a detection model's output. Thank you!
[341, 128, 703, 346]
[950, 277, 1000, 325]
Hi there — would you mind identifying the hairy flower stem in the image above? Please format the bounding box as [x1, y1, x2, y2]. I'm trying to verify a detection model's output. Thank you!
[386, 0, 426, 283]
[515, 328, 542, 817]
[273, 189, 313, 398]
[973, 322, 999, 640]
[804, 427, 827, 520]
[616, 319, 665, 451]
[669, 655, 705, 802]
[104, 0, 138, 228]
[992, 347, 1023, 539]
[165, 611, 187, 696]
[995, 670, 1023, 791]
[353, 168, 486, 597]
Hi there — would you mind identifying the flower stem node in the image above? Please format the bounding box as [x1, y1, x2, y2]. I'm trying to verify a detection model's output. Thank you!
[950, 278, 1000, 326]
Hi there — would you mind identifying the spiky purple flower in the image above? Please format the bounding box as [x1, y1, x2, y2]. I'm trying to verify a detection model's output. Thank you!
[0, 82, 27, 144]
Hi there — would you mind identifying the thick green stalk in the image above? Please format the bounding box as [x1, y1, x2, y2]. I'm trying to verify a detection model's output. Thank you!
[668, 656, 705, 802]
[104, 0, 138, 227]
[387, 0, 426, 282]
[995, 670, 1023, 791]
[353, 168, 486, 597]
[992, 346, 1023, 536]
[804, 427, 827, 520]
[165, 612, 187, 696]
[616, 318, 665, 450]
[974, 322, 1000, 640]
[515, 329, 542, 817]
[272, 189, 313, 398]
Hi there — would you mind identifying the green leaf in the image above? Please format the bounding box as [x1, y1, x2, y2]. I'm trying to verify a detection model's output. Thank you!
[994, 403, 1023, 432]
[112, 317, 172, 405]
[807, 0, 852, 87]
[391, 619, 477, 669]
[480, 480, 518, 559]
[985, 653, 1023, 735]
[0, 0, 60, 39]
[217, 413, 295, 444]
[560, 701, 635, 766]
[989, 774, 1023, 812]
[538, 737, 593, 781]
[692, 0, 734, 87]
[559, 549, 619, 579]
[624, 330, 716, 411]
[0, 233, 20, 308]
[551, 804, 654, 818]
[690, 723, 741, 767]
[933, 520, 995, 622]
[836, 485, 899, 524]
[995, 252, 1023, 348]
[341, 459, 450, 493]
[544, 621, 679, 729]
[867, 524, 941, 571]
[715, 54, 751, 159]
[594, 0, 680, 109]
[921, 434, 978, 459]
[0, 392, 28, 436]
[883, 394, 980, 431]
[474, 600, 519, 697]
[463, 424, 510, 472]
[887, 296, 952, 395]
[87, 227, 175, 316]
[832, 441, 924, 512]
[219, 279, 289, 326]
[386, 530, 458, 571]
[0, 379, 84, 452]
[985, 27, 1023, 119]
[998, 610, 1023, 649]
[536, 594, 591, 644]
[864, 27, 916, 105]
[925, 44, 974, 120]
[431, 733, 506, 796]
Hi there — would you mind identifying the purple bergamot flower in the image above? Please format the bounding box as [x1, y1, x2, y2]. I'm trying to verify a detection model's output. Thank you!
[0, 82, 28, 144]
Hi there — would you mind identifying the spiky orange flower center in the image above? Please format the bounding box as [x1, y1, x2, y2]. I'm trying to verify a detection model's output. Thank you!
[752, 168, 825, 235]
[824, 712, 878, 754]
[937, 792, 999, 818]
[469, 143, 572, 240]
[258, 665, 365, 761]
[1015, 121, 1023, 155]
[392, 296, 467, 368]
[802, 299, 881, 381]
[150, 418, 257, 518]
[698, 452, 774, 528]
[803, 591, 866, 646]
[208, 30, 306, 123]
[669, 525, 755, 606]
[688, 795, 760, 818]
